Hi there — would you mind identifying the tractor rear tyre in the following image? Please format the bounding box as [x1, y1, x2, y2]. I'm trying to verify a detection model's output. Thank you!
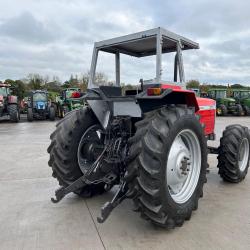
[59, 106, 69, 118]
[8, 104, 19, 122]
[49, 107, 55, 121]
[217, 104, 227, 116]
[218, 125, 250, 183]
[27, 108, 33, 122]
[236, 104, 244, 116]
[63, 106, 70, 116]
[125, 106, 208, 228]
[47, 108, 105, 197]
[243, 106, 250, 116]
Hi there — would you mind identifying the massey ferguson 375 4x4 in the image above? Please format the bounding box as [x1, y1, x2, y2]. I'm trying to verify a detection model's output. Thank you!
[48, 27, 250, 228]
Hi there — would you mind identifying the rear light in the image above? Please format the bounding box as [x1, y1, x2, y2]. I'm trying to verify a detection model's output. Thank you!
[71, 92, 81, 98]
[147, 88, 162, 96]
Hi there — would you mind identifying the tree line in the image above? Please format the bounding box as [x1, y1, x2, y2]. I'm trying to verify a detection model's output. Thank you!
[186, 79, 250, 93]
[0, 72, 111, 100]
[1, 74, 249, 100]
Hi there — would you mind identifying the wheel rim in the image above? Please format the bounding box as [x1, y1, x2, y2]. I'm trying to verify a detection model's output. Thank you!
[77, 124, 104, 174]
[166, 129, 201, 204]
[238, 138, 249, 171]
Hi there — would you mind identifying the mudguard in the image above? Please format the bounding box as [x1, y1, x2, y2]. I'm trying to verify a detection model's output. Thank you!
[136, 84, 216, 137]
[136, 84, 199, 113]
[8, 95, 18, 104]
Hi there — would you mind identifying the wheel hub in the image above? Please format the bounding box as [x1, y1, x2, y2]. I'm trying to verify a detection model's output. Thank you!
[166, 129, 201, 204]
[238, 138, 249, 171]
[179, 156, 191, 175]
[77, 125, 104, 174]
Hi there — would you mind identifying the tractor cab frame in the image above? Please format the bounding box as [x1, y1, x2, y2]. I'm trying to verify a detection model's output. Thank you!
[86, 27, 203, 129]
[89, 27, 199, 88]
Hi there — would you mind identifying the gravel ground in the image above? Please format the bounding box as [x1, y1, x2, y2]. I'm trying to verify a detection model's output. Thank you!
[0, 116, 250, 250]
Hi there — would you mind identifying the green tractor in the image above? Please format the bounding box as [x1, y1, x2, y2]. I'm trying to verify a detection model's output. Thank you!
[57, 88, 85, 118]
[231, 90, 250, 115]
[207, 88, 243, 116]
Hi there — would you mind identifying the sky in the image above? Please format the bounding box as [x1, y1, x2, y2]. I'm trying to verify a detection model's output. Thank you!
[0, 0, 250, 85]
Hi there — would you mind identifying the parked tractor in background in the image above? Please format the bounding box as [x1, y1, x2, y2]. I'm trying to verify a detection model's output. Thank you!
[207, 88, 243, 116]
[48, 28, 250, 229]
[0, 83, 20, 122]
[20, 97, 29, 114]
[231, 90, 250, 116]
[57, 88, 85, 118]
[187, 88, 200, 97]
[27, 90, 55, 122]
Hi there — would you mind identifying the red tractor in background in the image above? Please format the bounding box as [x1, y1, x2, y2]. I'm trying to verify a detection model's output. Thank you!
[0, 83, 20, 122]
[48, 28, 250, 228]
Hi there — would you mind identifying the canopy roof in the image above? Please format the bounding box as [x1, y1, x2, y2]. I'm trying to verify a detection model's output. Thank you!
[231, 89, 250, 92]
[0, 83, 10, 87]
[208, 88, 227, 91]
[95, 27, 199, 57]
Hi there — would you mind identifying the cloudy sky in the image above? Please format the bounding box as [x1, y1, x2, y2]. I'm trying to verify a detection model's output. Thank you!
[0, 0, 250, 85]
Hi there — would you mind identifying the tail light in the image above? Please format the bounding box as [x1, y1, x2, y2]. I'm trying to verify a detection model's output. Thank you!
[71, 92, 81, 98]
[147, 88, 162, 96]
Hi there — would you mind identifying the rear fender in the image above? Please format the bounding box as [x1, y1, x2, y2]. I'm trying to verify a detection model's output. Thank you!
[8, 95, 18, 104]
[136, 88, 199, 113]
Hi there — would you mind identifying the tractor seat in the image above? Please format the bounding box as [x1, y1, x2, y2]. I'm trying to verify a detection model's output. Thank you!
[99, 86, 122, 97]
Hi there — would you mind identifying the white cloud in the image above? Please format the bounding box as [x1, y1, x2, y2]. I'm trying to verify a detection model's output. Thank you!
[0, 0, 249, 84]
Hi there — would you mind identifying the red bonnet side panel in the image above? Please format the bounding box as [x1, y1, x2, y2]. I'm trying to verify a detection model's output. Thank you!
[196, 97, 216, 136]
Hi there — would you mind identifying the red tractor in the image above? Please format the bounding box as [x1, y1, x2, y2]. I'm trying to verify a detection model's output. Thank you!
[0, 83, 20, 122]
[48, 28, 250, 228]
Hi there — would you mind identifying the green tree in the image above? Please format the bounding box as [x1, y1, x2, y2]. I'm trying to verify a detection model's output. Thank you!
[13, 80, 26, 99]
[4, 79, 26, 99]
[186, 80, 200, 89]
[95, 72, 108, 84]
[44, 81, 61, 93]
[230, 84, 245, 89]
[4, 79, 15, 85]
[200, 84, 209, 93]
[26, 74, 44, 90]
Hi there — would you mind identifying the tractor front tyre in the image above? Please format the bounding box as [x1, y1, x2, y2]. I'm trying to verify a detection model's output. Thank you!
[49, 107, 55, 121]
[8, 104, 19, 122]
[125, 106, 208, 228]
[218, 125, 250, 183]
[47, 108, 106, 197]
[217, 104, 227, 116]
[27, 108, 33, 122]
[236, 104, 244, 116]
